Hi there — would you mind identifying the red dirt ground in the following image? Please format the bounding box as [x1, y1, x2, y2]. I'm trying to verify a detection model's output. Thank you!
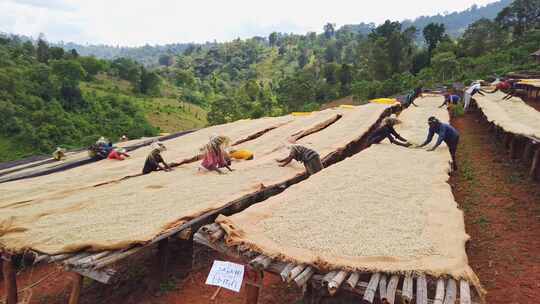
[450, 109, 540, 303]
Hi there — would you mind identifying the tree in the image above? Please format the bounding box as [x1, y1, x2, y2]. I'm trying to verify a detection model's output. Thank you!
[496, 0, 540, 37]
[460, 19, 507, 57]
[158, 54, 174, 66]
[324, 23, 336, 39]
[324, 41, 339, 62]
[298, 50, 309, 68]
[269, 32, 278, 46]
[139, 67, 161, 95]
[49, 47, 65, 60]
[36, 38, 49, 63]
[423, 23, 446, 55]
[78, 56, 106, 79]
[431, 52, 459, 81]
[339, 64, 353, 95]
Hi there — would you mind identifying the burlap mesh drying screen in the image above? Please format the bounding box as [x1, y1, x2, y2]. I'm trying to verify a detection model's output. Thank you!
[475, 92, 540, 139]
[217, 97, 483, 295]
[0, 104, 387, 254]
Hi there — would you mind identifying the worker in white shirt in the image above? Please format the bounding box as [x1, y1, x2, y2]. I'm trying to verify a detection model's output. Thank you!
[463, 81, 484, 110]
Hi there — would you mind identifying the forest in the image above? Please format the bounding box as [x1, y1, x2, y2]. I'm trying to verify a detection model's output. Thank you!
[1, 0, 539, 161]
[153, 0, 539, 124]
[0, 36, 207, 161]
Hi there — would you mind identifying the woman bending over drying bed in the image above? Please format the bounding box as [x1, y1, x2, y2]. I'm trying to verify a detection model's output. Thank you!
[368, 117, 411, 147]
[276, 145, 323, 176]
[200, 135, 234, 174]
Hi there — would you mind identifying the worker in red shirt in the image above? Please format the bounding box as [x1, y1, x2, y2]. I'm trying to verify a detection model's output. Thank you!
[483, 79, 518, 100]
[108, 148, 130, 160]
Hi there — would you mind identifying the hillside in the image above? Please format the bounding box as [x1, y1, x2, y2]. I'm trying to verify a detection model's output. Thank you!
[342, 0, 513, 40]
[0, 36, 206, 162]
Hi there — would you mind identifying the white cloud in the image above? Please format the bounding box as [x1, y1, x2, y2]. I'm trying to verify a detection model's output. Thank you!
[0, 0, 500, 46]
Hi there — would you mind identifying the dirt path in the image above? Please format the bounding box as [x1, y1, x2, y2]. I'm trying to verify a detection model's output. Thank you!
[450, 110, 540, 303]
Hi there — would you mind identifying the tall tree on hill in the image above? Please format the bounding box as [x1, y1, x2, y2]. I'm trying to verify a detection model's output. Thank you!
[367, 21, 417, 79]
[269, 32, 278, 46]
[423, 23, 446, 56]
[496, 0, 540, 37]
[461, 19, 507, 57]
[324, 23, 336, 39]
[36, 37, 49, 63]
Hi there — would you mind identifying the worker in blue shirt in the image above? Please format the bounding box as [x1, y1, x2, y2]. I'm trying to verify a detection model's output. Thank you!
[439, 93, 461, 108]
[418, 116, 460, 171]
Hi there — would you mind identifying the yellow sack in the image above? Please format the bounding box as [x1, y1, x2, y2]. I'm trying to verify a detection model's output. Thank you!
[369, 98, 399, 105]
[291, 112, 312, 116]
[229, 149, 254, 160]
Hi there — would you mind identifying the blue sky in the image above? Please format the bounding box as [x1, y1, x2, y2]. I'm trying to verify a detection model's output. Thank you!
[0, 0, 498, 46]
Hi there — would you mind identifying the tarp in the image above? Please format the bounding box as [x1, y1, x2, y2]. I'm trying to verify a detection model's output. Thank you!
[0, 104, 388, 254]
[370, 98, 399, 105]
[475, 91, 540, 139]
[217, 96, 483, 295]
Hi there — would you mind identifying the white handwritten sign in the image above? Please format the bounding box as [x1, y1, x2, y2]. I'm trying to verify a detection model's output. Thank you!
[205, 260, 245, 292]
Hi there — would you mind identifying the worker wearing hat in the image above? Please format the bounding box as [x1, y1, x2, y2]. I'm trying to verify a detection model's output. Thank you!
[368, 117, 411, 147]
[142, 142, 171, 174]
[52, 147, 67, 161]
[416, 116, 460, 171]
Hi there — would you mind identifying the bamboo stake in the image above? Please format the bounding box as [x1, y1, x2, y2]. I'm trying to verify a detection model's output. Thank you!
[401, 275, 413, 303]
[345, 272, 360, 288]
[460, 280, 471, 304]
[279, 263, 296, 282]
[294, 267, 314, 287]
[434, 278, 446, 304]
[249, 255, 272, 271]
[328, 271, 348, 296]
[530, 148, 540, 181]
[363, 273, 380, 303]
[74, 251, 112, 267]
[443, 279, 457, 304]
[385, 275, 399, 304]
[378, 274, 387, 301]
[322, 271, 338, 287]
[416, 275, 428, 304]
[287, 264, 306, 283]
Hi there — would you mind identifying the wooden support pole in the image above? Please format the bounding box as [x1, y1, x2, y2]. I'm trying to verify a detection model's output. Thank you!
[249, 255, 272, 271]
[363, 273, 380, 303]
[68, 272, 83, 304]
[279, 263, 295, 282]
[287, 264, 306, 283]
[443, 279, 457, 304]
[322, 271, 338, 288]
[294, 267, 314, 287]
[401, 275, 413, 304]
[530, 148, 540, 181]
[522, 142, 535, 165]
[434, 278, 446, 304]
[378, 274, 387, 302]
[503, 133, 513, 149]
[2, 255, 18, 304]
[386, 275, 399, 304]
[244, 268, 263, 304]
[158, 238, 170, 280]
[509, 136, 522, 159]
[328, 271, 348, 296]
[346, 272, 360, 289]
[460, 280, 472, 304]
[416, 275, 428, 304]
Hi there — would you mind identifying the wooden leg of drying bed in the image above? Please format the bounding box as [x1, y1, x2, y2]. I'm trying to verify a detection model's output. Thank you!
[244, 267, 263, 304]
[530, 148, 540, 181]
[158, 238, 170, 281]
[2, 254, 18, 304]
[68, 272, 83, 304]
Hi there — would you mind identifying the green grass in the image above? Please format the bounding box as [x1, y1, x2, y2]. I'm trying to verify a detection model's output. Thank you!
[81, 75, 208, 133]
[0, 137, 37, 162]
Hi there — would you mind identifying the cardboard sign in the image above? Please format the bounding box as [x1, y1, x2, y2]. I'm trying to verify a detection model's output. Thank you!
[205, 260, 245, 292]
